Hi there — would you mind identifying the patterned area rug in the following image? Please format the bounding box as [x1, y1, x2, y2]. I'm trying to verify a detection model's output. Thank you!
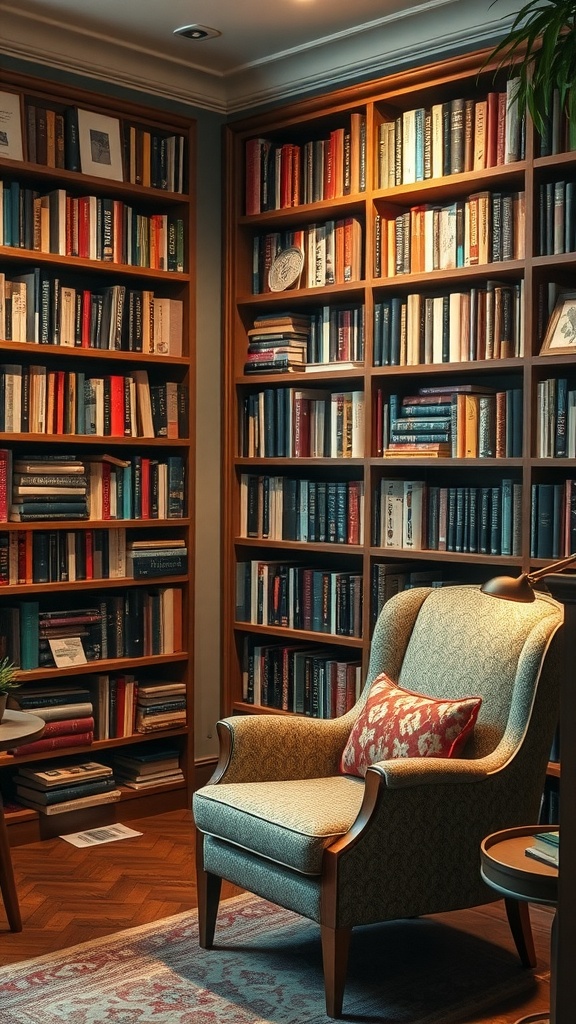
[0, 893, 538, 1023]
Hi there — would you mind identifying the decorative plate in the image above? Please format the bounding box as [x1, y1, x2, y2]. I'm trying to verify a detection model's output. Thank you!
[268, 246, 305, 292]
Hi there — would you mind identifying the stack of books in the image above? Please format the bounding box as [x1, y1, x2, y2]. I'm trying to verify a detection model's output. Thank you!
[243, 312, 310, 375]
[10, 455, 88, 522]
[8, 684, 95, 754]
[114, 744, 184, 789]
[525, 830, 559, 868]
[12, 760, 120, 815]
[126, 539, 187, 578]
[134, 680, 187, 733]
[86, 672, 138, 739]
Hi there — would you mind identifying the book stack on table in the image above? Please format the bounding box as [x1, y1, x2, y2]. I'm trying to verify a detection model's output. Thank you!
[113, 744, 183, 789]
[8, 685, 95, 754]
[525, 830, 559, 868]
[12, 760, 121, 815]
[134, 680, 187, 733]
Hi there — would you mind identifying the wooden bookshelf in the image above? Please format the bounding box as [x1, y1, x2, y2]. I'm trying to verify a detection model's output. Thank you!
[0, 69, 196, 842]
[222, 46, 572, 777]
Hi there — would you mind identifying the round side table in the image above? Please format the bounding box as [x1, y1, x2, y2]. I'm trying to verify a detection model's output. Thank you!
[0, 709, 45, 932]
[481, 825, 558, 1024]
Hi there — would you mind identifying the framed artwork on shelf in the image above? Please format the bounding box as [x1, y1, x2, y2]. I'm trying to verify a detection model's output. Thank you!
[0, 90, 23, 161]
[540, 291, 576, 354]
[77, 108, 124, 180]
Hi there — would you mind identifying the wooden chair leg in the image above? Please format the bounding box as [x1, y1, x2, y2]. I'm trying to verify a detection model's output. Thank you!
[195, 830, 222, 949]
[321, 923, 351, 1019]
[505, 897, 537, 968]
[0, 804, 22, 932]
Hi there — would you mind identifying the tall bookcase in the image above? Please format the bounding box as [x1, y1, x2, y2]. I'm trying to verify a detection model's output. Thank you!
[0, 69, 196, 843]
[222, 46, 570, 787]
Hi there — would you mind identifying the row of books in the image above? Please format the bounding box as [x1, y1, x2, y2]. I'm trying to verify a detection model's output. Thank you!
[23, 102, 186, 193]
[0, 528, 123, 585]
[374, 190, 525, 279]
[539, 88, 576, 157]
[373, 282, 524, 367]
[374, 385, 523, 460]
[0, 270, 183, 354]
[377, 84, 523, 189]
[370, 563, 448, 626]
[240, 474, 364, 545]
[252, 218, 363, 294]
[0, 365, 188, 438]
[13, 677, 187, 744]
[235, 560, 363, 638]
[537, 180, 576, 257]
[0, 585, 183, 669]
[244, 307, 365, 373]
[245, 113, 366, 215]
[0, 453, 186, 523]
[11, 760, 121, 815]
[372, 479, 523, 556]
[0, 180, 185, 271]
[240, 636, 362, 717]
[1, 532, 188, 584]
[530, 480, 576, 560]
[240, 388, 365, 459]
[536, 378, 576, 459]
[89, 676, 187, 738]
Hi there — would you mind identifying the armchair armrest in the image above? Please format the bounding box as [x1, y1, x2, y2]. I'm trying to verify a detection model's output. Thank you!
[210, 711, 357, 784]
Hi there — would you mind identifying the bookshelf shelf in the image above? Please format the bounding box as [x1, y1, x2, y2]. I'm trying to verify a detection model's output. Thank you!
[222, 42, 573, 767]
[0, 68, 196, 837]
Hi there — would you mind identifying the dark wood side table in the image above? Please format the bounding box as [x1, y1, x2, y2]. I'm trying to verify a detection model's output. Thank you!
[481, 825, 559, 1024]
[0, 709, 45, 931]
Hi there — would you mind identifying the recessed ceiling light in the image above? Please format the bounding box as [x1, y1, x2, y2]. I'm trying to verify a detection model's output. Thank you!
[173, 24, 221, 40]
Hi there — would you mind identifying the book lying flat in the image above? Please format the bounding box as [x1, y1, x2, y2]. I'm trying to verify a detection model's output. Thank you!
[525, 844, 558, 868]
[18, 788, 122, 815]
[15, 760, 113, 789]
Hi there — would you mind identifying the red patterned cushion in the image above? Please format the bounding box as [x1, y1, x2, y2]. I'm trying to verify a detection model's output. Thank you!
[340, 673, 482, 777]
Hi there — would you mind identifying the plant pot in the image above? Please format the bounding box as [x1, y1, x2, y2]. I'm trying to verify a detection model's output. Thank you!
[0, 692, 7, 723]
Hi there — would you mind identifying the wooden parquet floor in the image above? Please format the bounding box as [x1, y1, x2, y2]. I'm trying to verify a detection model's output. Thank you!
[0, 809, 553, 1023]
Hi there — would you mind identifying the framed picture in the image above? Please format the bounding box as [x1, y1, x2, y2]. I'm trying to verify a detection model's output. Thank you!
[77, 108, 124, 181]
[0, 91, 23, 161]
[540, 291, 576, 355]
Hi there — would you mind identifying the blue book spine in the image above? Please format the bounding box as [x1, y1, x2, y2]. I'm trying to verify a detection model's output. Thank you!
[19, 600, 40, 670]
[555, 377, 568, 457]
[501, 478, 513, 556]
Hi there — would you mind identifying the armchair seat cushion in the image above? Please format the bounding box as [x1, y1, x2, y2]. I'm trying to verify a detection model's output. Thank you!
[193, 775, 364, 875]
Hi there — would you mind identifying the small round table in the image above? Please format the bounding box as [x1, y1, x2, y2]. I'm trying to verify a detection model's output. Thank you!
[0, 709, 45, 932]
[481, 825, 558, 1024]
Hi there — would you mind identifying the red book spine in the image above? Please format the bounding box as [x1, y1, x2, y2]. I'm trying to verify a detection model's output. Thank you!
[85, 528, 94, 579]
[77, 197, 90, 259]
[10, 732, 94, 755]
[55, 370, 65, 434]
[41, 716, 96, 737]
[81, 289, 92, 348]
[101, 463, 111, 520]
[0, 451, 10, 522]
[109, 375, 125, 437]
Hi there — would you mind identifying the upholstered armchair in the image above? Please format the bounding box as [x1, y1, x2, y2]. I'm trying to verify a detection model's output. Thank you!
[193, 584, 563, 1018]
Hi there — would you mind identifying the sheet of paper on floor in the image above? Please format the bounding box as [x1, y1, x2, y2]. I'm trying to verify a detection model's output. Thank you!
[59, 823, 143, 847]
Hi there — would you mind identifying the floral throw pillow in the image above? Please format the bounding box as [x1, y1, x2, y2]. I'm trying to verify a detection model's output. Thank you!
[340, 673, 482, 778]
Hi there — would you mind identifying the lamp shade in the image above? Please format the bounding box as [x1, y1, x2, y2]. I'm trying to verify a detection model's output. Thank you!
[481, 553, 576, 603]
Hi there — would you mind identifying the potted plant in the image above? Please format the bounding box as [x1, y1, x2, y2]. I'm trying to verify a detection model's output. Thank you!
[486, 0, 576, 137]
[0, 657, 21, 722]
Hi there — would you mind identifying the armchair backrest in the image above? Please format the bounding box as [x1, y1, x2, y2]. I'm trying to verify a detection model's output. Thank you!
[365, 585, 563, 762]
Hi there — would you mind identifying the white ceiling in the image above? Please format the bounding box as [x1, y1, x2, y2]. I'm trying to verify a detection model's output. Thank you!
[0, 0, 519, 113]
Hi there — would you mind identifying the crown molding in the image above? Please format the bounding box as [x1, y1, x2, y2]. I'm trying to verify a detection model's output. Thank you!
[0, 0, 519, 116]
